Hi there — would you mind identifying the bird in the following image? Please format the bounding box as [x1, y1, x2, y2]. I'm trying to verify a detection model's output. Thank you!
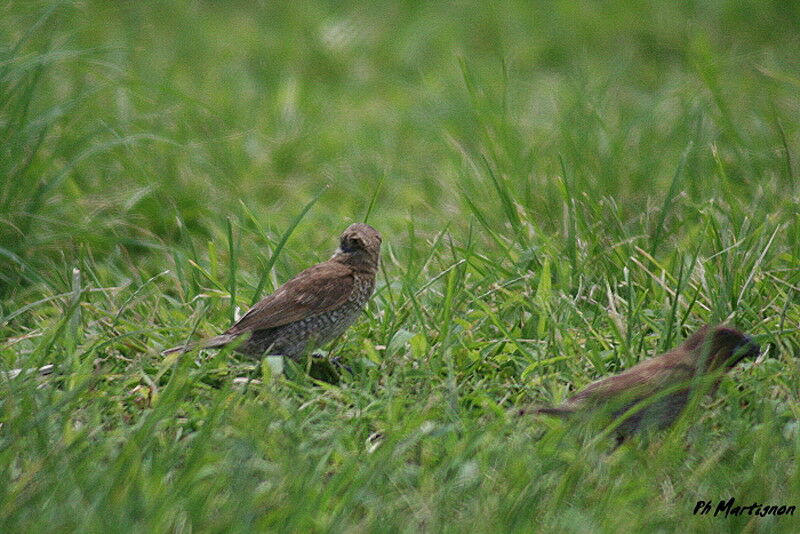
[524, 325, 760, 444]
[163, 223, 382, 363]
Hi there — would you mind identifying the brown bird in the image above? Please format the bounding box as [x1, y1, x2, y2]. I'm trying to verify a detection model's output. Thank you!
[526, 325, 760, 444]
[163, 223, 382, 361]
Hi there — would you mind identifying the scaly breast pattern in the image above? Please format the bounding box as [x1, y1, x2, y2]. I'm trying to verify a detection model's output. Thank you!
[240, 273, 375, 360]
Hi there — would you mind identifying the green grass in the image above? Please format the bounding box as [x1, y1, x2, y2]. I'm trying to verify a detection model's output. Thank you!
[1, 0, 799, 532]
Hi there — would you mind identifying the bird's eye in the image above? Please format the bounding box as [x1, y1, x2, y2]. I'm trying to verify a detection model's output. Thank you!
[341, 238, 361, 252]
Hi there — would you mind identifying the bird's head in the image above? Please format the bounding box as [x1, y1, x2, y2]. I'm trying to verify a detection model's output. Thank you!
[684, 324, 760, 371]
[332, 223, 382, 270]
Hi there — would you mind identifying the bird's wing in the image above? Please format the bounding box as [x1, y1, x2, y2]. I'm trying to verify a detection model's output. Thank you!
[567, 351, 695, 407]
[226, 261, 355, 333]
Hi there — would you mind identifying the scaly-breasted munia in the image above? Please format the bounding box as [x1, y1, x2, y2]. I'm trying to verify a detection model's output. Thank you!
[164, 223, 381, 361]
[526, 325, 760, 443]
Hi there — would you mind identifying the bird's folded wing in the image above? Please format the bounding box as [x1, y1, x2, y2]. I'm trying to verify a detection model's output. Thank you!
[569, 355, 695, 406]
[226, 262, 355, 333]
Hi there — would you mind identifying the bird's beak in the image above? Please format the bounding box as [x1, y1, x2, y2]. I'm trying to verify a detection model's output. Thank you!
[729, 335, 760, 365]
[742, 335, 760, 356]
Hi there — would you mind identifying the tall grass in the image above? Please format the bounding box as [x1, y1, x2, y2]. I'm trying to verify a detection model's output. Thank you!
[1, 1, 798, 532]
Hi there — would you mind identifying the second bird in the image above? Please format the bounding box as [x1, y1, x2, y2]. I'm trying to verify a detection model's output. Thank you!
[164, 223, 382, 361]
[526, 325, 760, 444]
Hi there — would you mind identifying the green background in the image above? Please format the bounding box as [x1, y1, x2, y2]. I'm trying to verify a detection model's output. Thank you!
[1, 1, 798, 532]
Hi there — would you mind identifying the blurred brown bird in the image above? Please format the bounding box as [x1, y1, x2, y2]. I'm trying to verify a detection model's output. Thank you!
[163, 223, 382, 361]
[526, 325, 760, 444]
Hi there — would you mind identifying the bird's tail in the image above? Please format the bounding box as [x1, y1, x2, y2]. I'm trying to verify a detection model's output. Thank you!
[517, 404, 577, 417]
[161, 334, 239, 355]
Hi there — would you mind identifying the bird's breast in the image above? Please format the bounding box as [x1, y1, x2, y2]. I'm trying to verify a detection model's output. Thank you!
[350, 274, 376, 304]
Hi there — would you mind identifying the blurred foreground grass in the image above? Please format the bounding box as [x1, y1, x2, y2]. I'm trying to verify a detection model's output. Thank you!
[1, 1, 799, 532]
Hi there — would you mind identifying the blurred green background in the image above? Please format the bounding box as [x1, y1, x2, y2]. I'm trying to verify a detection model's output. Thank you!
[1, 1, 798, 532]
[3, 1, 798, 280]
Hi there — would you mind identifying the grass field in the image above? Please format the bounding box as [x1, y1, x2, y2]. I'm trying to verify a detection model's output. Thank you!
[1, 1, 799, 532]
